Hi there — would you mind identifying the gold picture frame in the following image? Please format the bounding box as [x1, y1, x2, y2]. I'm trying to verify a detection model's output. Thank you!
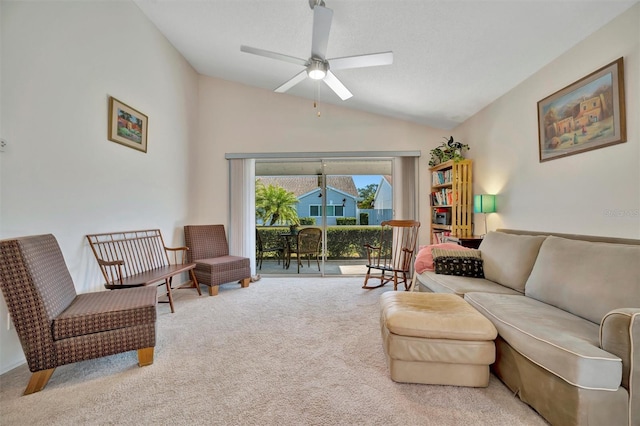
[108, 96, 148, 153]
[537, 57, 626, 162]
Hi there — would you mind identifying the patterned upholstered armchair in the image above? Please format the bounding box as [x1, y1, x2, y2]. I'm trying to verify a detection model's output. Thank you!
[0, 234, 157, 395]
[184, 225, 251, 296]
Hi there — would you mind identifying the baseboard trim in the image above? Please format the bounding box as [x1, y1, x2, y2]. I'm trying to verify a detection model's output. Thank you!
[0, 358, 27, 375]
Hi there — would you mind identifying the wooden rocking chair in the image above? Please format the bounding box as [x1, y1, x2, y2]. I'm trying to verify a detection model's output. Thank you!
[362, 220, 420, 291]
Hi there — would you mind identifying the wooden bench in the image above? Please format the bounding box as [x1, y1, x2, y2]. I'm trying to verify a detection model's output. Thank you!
[86, 229, 201, 313]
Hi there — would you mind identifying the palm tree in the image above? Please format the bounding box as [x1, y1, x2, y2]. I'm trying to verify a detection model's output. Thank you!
[255, 182, 299, 226]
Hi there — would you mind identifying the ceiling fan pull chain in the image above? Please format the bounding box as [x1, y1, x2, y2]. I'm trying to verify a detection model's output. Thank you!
[315, 82, 321, 117]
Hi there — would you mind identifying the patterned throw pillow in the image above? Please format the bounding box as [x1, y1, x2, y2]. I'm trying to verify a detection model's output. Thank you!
[414, 243, 470, 273]
[431, 248, 484, 278]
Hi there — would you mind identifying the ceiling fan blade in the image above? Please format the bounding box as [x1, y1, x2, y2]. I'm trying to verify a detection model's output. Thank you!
[311, 5, 333, 59]
[328, 51, 394, 71]
[240, 45, 308, 67]
[275, 70, 308, 93]
[323, 71, 353, 100]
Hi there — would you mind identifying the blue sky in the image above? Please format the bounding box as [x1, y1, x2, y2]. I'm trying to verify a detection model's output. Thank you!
[352, 175, 382, 190]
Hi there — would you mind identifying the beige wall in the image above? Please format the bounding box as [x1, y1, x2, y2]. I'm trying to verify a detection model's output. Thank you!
[192, 76, 441, 231]
[455, 4, 639, 238]
[0, 1, 199, 373]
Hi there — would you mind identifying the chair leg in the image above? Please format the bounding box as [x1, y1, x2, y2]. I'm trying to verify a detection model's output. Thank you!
[24, 368, 55, 395]
[408, 274, 417, 291]
[137, 347, 154, 367]
[362, 267, 371, 288]
[208, 285, 219, 296]
[362, 267, 386, 289]
[240, 277, 250, 288]
[165, 279, 175, 313]
[189, 270, 202, 296]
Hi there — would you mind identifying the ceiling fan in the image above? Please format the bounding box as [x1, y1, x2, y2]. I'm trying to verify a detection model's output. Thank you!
[240, 0, 393, 101]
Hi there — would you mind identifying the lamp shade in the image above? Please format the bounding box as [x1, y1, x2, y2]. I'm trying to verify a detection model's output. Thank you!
[474, 194, 496, 213]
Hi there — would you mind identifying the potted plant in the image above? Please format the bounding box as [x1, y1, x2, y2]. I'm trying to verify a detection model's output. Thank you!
[429, 136, 470, 166]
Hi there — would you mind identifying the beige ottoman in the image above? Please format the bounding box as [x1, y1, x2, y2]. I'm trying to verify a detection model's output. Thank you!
[379, 292, 498, 387]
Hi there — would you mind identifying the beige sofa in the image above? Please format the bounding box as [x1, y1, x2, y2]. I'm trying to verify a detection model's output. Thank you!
[416, 229, 640, 426]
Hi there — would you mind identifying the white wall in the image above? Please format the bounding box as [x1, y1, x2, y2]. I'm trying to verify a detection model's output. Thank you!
[456, 4, 640, 238]
[0, 1, 199, 373]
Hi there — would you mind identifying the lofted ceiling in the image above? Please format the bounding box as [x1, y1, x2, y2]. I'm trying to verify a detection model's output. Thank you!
[134, 0, 636, 130]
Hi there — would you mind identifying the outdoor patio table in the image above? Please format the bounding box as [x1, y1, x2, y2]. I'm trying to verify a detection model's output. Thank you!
[279, 232, 297, 269]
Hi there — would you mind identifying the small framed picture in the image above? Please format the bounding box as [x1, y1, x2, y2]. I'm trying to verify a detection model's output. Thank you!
[108, 96, 148, 153]
[537, 57, 626, 162]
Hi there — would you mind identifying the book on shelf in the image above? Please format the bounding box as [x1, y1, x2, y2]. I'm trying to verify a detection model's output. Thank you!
[430, 188, 453, 206]
[431, 230, 451, 244]
[431, 169, 453, 186]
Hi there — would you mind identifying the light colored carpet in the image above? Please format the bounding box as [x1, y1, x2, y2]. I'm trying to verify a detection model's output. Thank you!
[0, 277, 546, 425]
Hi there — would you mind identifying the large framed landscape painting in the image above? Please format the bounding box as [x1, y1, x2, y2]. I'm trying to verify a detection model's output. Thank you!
[538, 57, 626, 162]
[108, 96, 148, 153]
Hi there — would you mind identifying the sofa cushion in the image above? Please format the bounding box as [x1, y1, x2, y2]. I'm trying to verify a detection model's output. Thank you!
[525, 236, 640, 324]
[53, 286, 157, 340]
[465, 292, 622, 391]
[479, 231, 546, 293]
[417, 271, 522, 296]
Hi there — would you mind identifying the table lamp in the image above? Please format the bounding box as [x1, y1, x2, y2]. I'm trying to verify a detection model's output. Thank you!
[474, 194, 496, 235]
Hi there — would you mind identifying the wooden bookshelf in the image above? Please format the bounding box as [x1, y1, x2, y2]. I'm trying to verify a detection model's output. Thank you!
[429, 159, 473, 244]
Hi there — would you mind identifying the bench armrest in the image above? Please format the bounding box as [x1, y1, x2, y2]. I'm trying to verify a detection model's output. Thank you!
[164, 246, 189, 252]
[164, 246, 190, 265]
[600, 308, 639, 414]
[96, 258, 124, 285]
[97, 259, 124, 267]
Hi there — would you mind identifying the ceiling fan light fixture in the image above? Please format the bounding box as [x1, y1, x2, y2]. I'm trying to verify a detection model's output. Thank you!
[241, 1, 392, 101]
[308, 69, 326, 80]
[307, 60, 327, 80]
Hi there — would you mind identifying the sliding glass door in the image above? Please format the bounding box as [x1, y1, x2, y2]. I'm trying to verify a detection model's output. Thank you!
[227, 151, 420, 278]
[255, 158, 393, 276]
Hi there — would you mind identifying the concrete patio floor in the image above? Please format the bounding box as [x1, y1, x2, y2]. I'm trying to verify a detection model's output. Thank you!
[256, 259, 370, 276]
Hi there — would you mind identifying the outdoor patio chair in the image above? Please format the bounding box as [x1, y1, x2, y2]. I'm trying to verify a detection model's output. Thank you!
[0, 234, 157, 395]
[362, 220, 420, 290]
[256, 229, 284, 270]
[289, 227, 323, 273]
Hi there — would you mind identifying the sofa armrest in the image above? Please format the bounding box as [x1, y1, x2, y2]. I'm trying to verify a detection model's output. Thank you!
[600, 308, 639, 424]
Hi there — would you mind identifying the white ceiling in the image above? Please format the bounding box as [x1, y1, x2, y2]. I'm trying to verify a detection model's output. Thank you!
[134, 0, 636, 130]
